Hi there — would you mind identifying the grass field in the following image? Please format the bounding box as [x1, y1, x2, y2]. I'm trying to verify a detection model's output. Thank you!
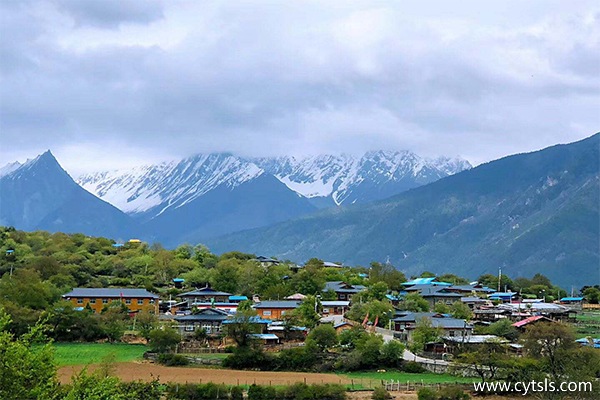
[52, 343, 147, 366]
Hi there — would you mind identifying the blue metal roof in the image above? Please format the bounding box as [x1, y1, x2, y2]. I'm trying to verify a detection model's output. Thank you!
[560, 297, 584, 301]
[401, 278, 452, 286]
[222, 316, 271, 324]
[229, 295, 248, 301]
[248, 333, 279, 340]
[173, 278, 185, 283]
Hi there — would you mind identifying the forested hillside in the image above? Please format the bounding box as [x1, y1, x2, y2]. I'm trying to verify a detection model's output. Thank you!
[208, 134, 600, 288]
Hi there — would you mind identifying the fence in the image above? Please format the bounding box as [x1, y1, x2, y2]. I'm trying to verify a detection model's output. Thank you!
[383, 380, 472, 392]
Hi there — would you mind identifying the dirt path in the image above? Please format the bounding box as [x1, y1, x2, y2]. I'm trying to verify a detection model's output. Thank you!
[58, 362, 352, 386]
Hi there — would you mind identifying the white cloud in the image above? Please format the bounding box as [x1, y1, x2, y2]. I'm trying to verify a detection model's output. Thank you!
[0, 0, 598, 174]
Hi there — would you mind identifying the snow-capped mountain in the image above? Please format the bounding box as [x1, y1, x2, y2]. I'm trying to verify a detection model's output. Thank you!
[251, 151, 471, 206]
[78, 150, 471, 216]
[78, 153, 264, 219]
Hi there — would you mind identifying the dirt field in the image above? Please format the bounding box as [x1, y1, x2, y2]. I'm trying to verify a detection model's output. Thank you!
[58, 361, 352, 386]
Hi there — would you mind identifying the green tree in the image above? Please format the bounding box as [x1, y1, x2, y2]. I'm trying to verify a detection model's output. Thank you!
[409, 318, 441, 354]
[521, 322, 576, 382]
[399, 293, 430, 312]
[99, 301, 129, 343]
[455, 340, 511, 382]
[148, 327, 181, 353]
[290, 267, 325, 295]
[380, 340, 405, 367]
[369, 261, 406, 291]
[290, 295, 321, 329]
[0, 309, 58, 399]
[583, 287, 600, 304]
[224, 307, 260, 348]
[213, 259, 240, 293]
[134, 307, 159, 340]
[306, 324, 337, 351]
[450, 301, 472, 320]
[434, 301, 450, 314]
[485, 319, 518, 341]
[437, 274, 469, 285]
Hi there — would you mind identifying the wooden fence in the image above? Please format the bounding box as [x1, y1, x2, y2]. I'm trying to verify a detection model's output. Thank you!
[383, 380, 472, 392]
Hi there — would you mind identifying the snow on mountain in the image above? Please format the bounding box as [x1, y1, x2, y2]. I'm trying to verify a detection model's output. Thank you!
[0, 161, 22, 178]
[78, 150, 471, 215]
[252, 151, 471, 205]
[78, 153, 263, 217]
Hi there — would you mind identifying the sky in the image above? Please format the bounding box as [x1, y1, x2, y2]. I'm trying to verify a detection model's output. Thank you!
[1, 0, 598, 176]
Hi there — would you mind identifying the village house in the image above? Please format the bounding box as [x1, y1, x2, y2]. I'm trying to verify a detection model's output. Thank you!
[62, 288, 159, 314]
[253, 300, 300, 320]
[391, 311, 473, 343]
[179, 286, 233, 308]
[254, 256, 281, 267]
[419, 287, 463, 308]
[174, 308, 231, 336]
[511, 315, 554, 331]
[321, 300, 350, 316]
[324, 281, 366, 301]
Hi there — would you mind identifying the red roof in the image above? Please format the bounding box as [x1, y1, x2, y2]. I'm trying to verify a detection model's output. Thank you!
[512, 315, 546, 328]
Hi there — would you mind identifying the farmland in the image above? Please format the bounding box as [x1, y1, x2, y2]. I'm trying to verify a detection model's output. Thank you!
[52, 343, 147, 366]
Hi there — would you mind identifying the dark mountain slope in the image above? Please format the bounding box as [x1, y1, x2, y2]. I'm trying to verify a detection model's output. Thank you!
[144, 173, 317, 247]
[208, 134, 600, 287]
[0, 151, 134, 239]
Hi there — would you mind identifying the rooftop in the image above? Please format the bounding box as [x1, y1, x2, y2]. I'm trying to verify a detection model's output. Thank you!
[63, 288, 159, 299]
[180, 287, 233, 297]
[253, 300, 301, 309]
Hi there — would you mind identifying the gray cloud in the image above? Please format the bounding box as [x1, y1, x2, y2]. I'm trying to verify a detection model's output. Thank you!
[0, 1, 598, 175]
[53, 0, 164, 28]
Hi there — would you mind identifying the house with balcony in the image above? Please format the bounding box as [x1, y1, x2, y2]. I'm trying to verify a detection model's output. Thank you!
[174, 308, 231, 336]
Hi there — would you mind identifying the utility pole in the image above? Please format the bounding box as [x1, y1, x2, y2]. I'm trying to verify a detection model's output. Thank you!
[498, 265, 502, 292]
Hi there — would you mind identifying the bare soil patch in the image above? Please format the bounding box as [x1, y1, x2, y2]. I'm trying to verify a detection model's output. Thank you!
[58, 362, 352, 386]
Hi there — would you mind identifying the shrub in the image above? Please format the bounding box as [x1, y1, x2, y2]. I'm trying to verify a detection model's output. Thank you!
[166, 383, 230, 399]
[222, 347, 274, 370]
[157, 353, 189, 366]
[278, 383, 346, 400]
[276, 347, 317, 371]
[148, 328, 181, 353]
[230, 386, 243, 400]
[403, 361, 426, 373]
[247, 384, 276, 400]
[372, 386, 393, 400]
[437, 386, 470, 400]
[118, 380, 162, 400]
[417, 387, 438, 400]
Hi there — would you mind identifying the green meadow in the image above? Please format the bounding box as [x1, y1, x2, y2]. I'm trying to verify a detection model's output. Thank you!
[51, 343, 147, 366]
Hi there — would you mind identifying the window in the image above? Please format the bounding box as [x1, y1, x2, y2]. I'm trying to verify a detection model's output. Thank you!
[322, 308, 330, 314]
[263, 310, 272, 316]
[149, 299, 155, 304]
[340, 294, 346, 299]
[77, 299, 83, 304]
[102, 299, 108, 304]
[185, 325, 194, 331]
[448, 330, 455, 337]
[137, 299, 145, 304]
[125, 299, 132, 305]
[89, 299, 96, 304]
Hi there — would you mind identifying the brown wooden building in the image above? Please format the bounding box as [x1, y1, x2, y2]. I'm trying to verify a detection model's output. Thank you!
[62, 288, 159, 314]
[253, 300, 300, 320]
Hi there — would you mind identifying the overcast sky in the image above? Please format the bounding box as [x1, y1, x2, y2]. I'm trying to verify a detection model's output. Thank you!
[1, 0, 598, 176]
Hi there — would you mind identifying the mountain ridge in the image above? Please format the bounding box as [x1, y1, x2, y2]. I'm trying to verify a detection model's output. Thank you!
[206, 133, 600, 287]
